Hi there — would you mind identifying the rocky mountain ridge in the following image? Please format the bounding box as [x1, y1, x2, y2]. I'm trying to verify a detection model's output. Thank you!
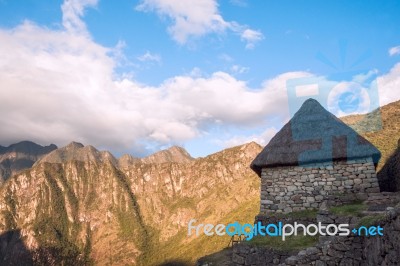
[0, 141, 57, 183]
[0, 141, 262, 265]
[139, 145, 194, 164]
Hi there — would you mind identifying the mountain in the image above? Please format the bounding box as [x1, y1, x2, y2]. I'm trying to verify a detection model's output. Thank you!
[0, 141, 57, 183]
[118, 154, 140, 169]
[0, 141, 261, 265]
[0, 143, 148, 265]
[341, 100, 400, 170]
[140, 145, 194, 164]
[36, 141, 118, 166]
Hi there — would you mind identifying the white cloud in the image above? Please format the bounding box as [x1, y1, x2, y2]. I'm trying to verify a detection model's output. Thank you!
[216, 127, 278, 148]
[240, 28, 264, 49]
[377, 62, 400, 106]
[230, 64, 249, 74]
[388, 45, 400, 56]
[137, 51, 162, 63]
[352, 69, 378, 84]
[136, 0, 264, 48]
[61, 0, 98, 34]
[0, 15, 307, 155]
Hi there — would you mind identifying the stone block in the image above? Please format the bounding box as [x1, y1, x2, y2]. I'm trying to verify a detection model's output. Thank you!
[232, 254, 245, 265]
[366, 187, 380, 193]
[307, 197, 315, 203]
[344, 180, 354, 185]
[261, 200, 273, 204]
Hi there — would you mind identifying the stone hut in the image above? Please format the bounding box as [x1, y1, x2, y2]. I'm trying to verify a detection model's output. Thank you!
[251, 98, 381, 214]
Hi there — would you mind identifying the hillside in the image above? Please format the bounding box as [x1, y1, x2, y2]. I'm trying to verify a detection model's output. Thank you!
[124, 141, 261, 265]
[0, 154, 148, 264]
[0, 141, 57, 183]
[341, 100, 400, 169]
[139, 145, 194, 164]
[0, 141, 261, 265]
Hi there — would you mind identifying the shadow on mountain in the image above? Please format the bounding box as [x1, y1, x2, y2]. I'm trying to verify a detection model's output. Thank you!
[378, 146, 400, 192]
[0, 228, 91, 266]
[156, 260, 191, 266]
[0, 229, 34, 266]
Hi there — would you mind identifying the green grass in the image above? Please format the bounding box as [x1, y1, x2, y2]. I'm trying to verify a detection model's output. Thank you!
[330, 203, 367, 216]
[168, 197, 196, 212]
[140, 196, 260, 265]
[357, 215, 385, 227]
[247, 234, 318, 251]
[265, 209, 318, 219]
[287, 209, 318, 219]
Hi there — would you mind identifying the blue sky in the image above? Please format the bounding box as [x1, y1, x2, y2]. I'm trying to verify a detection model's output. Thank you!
[0, 0, 399, 157]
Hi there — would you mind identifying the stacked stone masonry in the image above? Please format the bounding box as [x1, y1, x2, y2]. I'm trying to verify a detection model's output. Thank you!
[260, 157, 379, 214]
[230, 203, 400, 266]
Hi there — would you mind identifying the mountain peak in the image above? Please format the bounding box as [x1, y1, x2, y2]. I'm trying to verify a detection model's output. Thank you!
[118, 154, 140, 168]
[0, 141, 57, 155]
[240, 141, 262, 150]
[36, 142, 116, 165]
[0, 141, 57, 181]
[141, 146, 193, 164]
[66, 141, 84, 149]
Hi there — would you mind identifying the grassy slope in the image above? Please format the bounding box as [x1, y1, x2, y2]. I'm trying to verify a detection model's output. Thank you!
[341, 100, 400, 170]
[142, 197, 259, 265]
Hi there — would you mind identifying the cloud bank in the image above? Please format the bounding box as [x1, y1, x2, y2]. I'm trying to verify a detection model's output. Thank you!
[0, 7, 304, 155]
[136, 0, 263, 49]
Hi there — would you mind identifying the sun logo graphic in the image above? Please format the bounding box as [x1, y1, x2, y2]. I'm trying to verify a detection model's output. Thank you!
[285, 40, 383, 166]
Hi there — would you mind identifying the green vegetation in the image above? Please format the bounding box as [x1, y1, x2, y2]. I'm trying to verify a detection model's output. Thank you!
[169, 196, 196, 212]
[329, 202, 367, 216]
[287, 209, 318, 219]
[357, 215, 385, 227]
[111, 166, 150, 251]
[29, 164, 91, 265]
[2, 187, 17, 229]
[140, 196, 260, 266]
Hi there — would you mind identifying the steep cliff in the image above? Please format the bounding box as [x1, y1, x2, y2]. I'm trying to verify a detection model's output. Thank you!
[0, 141, 262, 265]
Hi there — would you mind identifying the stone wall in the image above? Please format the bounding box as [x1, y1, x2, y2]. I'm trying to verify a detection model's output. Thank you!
[260, 157, 379, 214]
[231, 244, 296, 266]
[230, 203, 400, 266]
[283, 206, 400, 266]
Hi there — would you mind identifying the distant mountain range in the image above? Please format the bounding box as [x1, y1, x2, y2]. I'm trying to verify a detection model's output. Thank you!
[0, 100, 398, 265]
[0, 141, 57, 182]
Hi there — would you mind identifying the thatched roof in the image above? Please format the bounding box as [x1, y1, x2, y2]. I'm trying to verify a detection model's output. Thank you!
[251, 98, 381, 176]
